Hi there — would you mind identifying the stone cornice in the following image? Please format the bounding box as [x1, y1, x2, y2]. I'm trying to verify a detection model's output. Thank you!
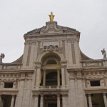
[82, 67, 107, 72]
[0, 89, 18, 95]
[84, 87, 107, 94]
[67, 67, 107, 72]
[0, 70, 20, 73]
[20, 69, 34, 73]
[67, 68, 82, 72]
[0, 63, 22, 66]
[24, 33, 79, 40]
[32, 88, 68, 96]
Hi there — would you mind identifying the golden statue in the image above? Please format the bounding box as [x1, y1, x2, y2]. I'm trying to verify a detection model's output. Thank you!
[49, 12, 55, 22]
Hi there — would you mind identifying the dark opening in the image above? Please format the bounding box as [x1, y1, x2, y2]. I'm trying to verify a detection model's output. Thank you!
[46, 71, 57, 86]
[44, 95, 57, 107]
[48, 103, 57, 107]
[4, 82, 13, 88]
[46, 59, 57, 64]
[90, 80, 100, 86]
[38, 95, 40, 107]
[1, 95, 12, 107]
[91, 94, 105, 107]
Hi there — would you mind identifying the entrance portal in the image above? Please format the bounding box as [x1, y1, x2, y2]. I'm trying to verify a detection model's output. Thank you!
[48, 103, 57, 107]
[44, 95, 57, 107]
[91, 94, 105, 107]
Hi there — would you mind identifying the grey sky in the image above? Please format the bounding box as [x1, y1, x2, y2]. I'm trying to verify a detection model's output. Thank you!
[0, 0, 107, 62]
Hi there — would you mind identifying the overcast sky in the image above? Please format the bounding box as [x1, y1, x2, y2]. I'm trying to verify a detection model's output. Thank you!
[0, 0, 107, 62]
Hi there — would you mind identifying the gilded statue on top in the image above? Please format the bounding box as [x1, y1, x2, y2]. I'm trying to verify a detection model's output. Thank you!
[49, 12, 55, 22]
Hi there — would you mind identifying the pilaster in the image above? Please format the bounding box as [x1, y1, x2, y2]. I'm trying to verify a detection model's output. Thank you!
[88, 94, 92, 107]
[40, 95, 43, 107]
[76, 71, 86, 107]
[34, 96, 38, 107]
[61, 67, 65, 87]
[68, 72, 76, 107]
[103, 93, 107, 107]
[11, 95, 15, 107]
[62, 95, 68, 107]
[15, 80, 25, 107]
[57, 94, 60, 107]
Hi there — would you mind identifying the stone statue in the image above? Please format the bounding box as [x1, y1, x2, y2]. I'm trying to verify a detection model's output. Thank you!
[101, 48, 106, 59]
[49, 12, 55, 22]
[0, 53, 5, 63]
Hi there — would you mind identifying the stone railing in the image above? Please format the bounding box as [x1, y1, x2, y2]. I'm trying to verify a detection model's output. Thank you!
[81, 59, 107, 68]
[39, 85, 61, 89]
[0, 63, 22, 70]
[33, 85, 68, 95]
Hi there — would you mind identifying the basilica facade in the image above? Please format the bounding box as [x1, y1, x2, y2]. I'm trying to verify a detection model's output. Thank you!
[0, 14, 107, 107]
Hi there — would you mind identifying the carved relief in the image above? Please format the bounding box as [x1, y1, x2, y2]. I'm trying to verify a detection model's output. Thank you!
[39, 45, 63, 54]
[43, 45, 58, 52]
[84, 71, 105, 79]
[69, 72, 76, 80]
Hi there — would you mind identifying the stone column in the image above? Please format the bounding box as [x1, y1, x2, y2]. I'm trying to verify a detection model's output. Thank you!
[34, 96, 38, 107]
[76, 73, 86, 107]
[88, 94, 92, 107]
[57, 70, 60, 87]
[69, 73, 76, 107]
[85, 94, 88, 107]
[61, 67, 65, 87]
[0, 96, 3, 107]
[36, 67, 41, 89]
[14, 80, 25, 107]
[40, 95, 43, 107]
[62, 95, 68, 107]
[43, 70, 46, 86]
[57, 95, 60, 107]
[10, 95, 14, 107]
[103, 93, 107, 107]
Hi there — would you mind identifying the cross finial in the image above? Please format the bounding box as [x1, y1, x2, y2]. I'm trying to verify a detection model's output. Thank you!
[49, 12, 55, 22]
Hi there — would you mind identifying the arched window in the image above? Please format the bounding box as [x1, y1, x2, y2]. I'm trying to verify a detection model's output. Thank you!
[41, 53, 61, 86]
[46, 71, 57, 86]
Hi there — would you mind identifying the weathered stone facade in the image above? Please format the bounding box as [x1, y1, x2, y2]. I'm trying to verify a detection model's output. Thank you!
[0, 17, 107, 107]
